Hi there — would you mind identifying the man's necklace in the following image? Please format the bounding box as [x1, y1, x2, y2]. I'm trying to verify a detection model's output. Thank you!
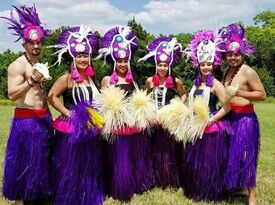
[24, 52, 45, 89]
[222, 66, 241, 86]
[24, 52, 35, 66]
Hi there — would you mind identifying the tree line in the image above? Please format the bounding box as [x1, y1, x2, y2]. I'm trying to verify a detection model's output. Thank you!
[0, 10, 274, 99]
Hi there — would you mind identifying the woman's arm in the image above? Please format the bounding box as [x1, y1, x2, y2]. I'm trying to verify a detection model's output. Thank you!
[47, 73, 70, 116]
[100, 76, 110, 89]
[175, 78, 188, 103]
[209, 79, 231, 124]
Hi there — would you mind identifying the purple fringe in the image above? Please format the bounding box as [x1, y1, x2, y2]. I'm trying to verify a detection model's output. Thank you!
[151, 125, 182, 188]
[57, 26, 99, 57]
[2, 115, 52, 200]
[49, 131, 69, 200]
[106, 131, 155, 200]
[51, 102, 105, 205]
[68, 101, 99, 144]
[182, 128, 229, 201]
[224, 112, 260, 190]
[54, 135, 105, 205]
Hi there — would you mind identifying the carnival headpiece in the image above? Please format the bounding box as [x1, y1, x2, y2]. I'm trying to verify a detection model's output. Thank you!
[51, 25, 99, 83]
[96, 26, 138, 85]
[220, 23, 255, 55]
[1, 4, 52, 43]
[138, 37, 182, 88]
[185, 30, 224, 69]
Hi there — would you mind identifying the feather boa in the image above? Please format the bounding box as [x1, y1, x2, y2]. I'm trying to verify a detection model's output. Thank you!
[98, 86, 134, 140]
[128, 89, 157, 130]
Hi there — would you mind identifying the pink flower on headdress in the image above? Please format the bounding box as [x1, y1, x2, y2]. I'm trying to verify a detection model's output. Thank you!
[23, 23, 44, 42]
[226, 35, 243, 54]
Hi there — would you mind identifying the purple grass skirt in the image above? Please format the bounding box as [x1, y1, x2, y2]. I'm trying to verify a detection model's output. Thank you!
[151, 125, 182, 188]
[224, 111, 260, 190]
[49, 130, 69, 200]
[53, 102, 105, 205]
[54, 135, 105, 205]
[3, 113, 52, 201]
[106, 131, 155, 200]
[182, 126, 229, 201]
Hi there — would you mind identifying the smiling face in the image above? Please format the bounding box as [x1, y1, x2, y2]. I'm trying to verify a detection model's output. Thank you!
[226, 52, 243, 68]
[157, 62, 169, 78]
[75, 53, 89, 71]
[199, 61, 213, 77]
[116, 58, 128, 74]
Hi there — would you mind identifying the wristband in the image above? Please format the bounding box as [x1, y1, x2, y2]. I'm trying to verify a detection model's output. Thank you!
[30, 76, 39, 84]
[27, 79, 34, 87]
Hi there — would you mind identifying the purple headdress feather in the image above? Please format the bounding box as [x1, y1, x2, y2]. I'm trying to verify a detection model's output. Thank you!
[140, 37, 182, 68]
[220, 23, 255, 55]
[1, 4, 52, 42]
[138, 36, 183, 88]
[185, 30, 224, 69]
[95, 26, 138, 85]
[96, 26, 138, 63]
[49, 25, 99, 65]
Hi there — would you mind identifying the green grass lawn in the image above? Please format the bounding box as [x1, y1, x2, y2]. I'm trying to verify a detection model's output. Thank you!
[0, 103, 274, 205]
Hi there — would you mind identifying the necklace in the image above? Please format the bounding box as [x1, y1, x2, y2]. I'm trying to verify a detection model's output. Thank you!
[24, 52, 45, 89]
[23, 52, 35, 66]
[153, 87, 167, 109]
[222, 66, 241, 86]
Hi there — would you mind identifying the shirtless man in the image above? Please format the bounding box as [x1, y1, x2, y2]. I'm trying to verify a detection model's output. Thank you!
[2, 5, 52, 205]
[221, 24, 266, 205]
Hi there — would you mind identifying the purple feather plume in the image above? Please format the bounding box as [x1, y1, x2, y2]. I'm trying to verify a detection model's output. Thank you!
[147, 37, 182, 67]
[219, 24, 255, 55]
[186, 30, 223, 69]
[57, 26, 99, 57]
[1, 4, 52, 42]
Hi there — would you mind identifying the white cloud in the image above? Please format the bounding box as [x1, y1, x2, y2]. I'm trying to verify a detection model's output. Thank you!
[0, 0, 274, 52]
[132, 0, 259, 34]
[0, 0, 130, 52]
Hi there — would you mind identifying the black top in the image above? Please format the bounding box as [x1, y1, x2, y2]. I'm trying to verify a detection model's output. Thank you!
[116, 83, 136, 97]
[62, 86, 94, 109]
[151, 87, 179, 106]
[193, 89, 218, 113]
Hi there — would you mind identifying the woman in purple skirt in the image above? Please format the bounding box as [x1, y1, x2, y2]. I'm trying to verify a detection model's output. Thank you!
[48, 25, 105, 205]
[139, 37, 187, 188]
[98, 26, 155, 200]
[182, 30, 231, 201]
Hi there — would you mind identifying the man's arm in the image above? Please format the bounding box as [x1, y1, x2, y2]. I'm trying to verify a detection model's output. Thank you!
[8, 62, 44, 101]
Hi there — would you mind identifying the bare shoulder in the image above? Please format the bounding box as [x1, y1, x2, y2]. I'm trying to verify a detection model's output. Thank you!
[213, 78, 223, 87]
[57, 72, 70, 83]
[241, 64, 259, 78]
[146, 76, 153, 83]
[8, 56, 26, 74]
[175, 77, 183, 84]
[102, 75, 110, 83]
[101, 75, 110, 88]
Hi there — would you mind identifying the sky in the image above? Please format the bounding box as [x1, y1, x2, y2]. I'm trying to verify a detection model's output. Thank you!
[0, 0, 274, 52]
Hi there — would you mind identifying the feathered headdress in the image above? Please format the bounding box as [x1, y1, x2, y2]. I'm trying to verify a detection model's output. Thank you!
[185, 30, 224, 69]
[219, 23, 255, 55]
[50, 25, 99, 82]
[95, 26, 138, 85]
[1, 4, 52, 42]
[138, 37, 183, 88]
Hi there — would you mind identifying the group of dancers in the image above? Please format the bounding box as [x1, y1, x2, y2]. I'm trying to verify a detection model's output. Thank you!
[2, 4, 266, 205]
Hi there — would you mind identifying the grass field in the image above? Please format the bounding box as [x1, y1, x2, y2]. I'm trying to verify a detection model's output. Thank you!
[0, 103, 274, 205]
